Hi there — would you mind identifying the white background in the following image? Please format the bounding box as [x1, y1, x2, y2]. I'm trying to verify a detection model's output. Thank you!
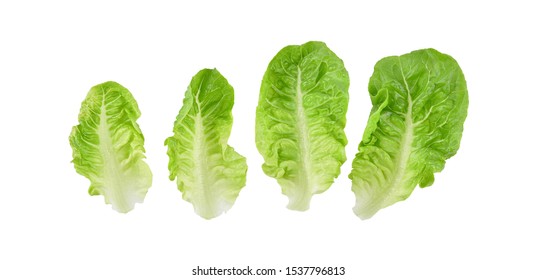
[1, 0, 535, 279]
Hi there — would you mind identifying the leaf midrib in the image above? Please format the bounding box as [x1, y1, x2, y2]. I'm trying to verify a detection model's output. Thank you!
[98, 91, 131, 212]
[191, 84, 217, 215]
[391, 61, 414, 192]
[295, 67, 313, 197]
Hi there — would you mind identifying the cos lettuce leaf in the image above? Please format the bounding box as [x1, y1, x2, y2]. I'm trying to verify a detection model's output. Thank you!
[256, 41, 350, 211]
[349, 48, 469, 219]
[69, 81, 153, 213]
[165, 69, 247, 219]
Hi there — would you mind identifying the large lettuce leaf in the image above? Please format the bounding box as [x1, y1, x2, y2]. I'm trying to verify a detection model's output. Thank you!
[69, 81, 153, 213]
[349, 49, 469, 219]
[165, 69, 247, 219]
[256, 41, 350, 211]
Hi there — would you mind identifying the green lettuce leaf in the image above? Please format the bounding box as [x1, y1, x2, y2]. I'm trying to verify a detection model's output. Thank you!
[349, 48, 469, 219]
[165, 69, 247, 219]
[69, 81, 153, 213]
[256, 41, 350, 211]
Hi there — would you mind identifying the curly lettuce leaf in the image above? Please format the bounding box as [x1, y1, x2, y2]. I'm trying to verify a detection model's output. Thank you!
[165, 69, 247, 219]
[256, 41, 350, 211]
[69, 81, 152, 213]
[349, 48, 469, 219]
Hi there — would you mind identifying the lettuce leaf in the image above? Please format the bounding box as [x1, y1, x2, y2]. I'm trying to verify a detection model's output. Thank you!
[349, 49, 469, 219]
[256, 41, 350, 211]
[165, 69, 247, 219]
[69, 81, 153, 213]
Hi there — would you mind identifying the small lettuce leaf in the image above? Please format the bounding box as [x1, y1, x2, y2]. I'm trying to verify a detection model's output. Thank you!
[69, 81, 152, 213]
[256, 41, 350, 211]
[165, 69, 247, 219]
[349, 49, 469, 219]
